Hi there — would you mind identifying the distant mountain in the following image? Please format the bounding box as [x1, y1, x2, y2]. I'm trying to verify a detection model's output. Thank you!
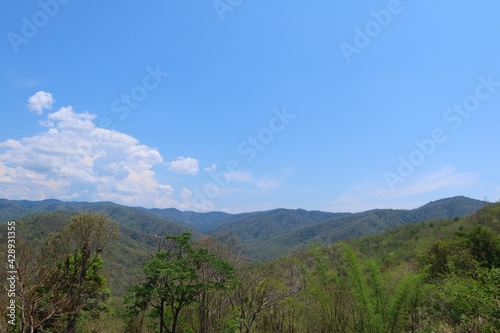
[0, 199, 192, 237]
[0, 196, 487, 263]
[232, 196, 487, 260]
[138, 207, 254, 233]
[211, 208, 349, 242]
[411, 196, 487, 221]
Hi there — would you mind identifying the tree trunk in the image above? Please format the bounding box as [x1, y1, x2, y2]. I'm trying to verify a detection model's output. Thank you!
[66, 314, 77, 333]
[199, 290, 209, 333]
[159, 300, 164, 333]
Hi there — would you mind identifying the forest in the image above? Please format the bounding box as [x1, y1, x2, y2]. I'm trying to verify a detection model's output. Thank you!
[1, 202, 500, 332]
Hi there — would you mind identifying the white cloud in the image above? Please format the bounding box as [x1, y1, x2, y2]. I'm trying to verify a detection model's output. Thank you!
[168, 156, 199, 175]
[180, 187, 193, 202]
[176, 187, 215, 211]
[27, 91, 54, 115]
[204, 164, 217, 172]
[0, 102, 203, 209]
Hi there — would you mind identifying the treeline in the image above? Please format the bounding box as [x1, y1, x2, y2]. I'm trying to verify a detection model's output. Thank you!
[1, 204, 500, 332]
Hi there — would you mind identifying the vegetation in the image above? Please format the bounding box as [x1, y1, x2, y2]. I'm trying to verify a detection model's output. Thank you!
[1, 212, 119, 333]
[126, 232, 235, 333]
[1, 199, 499, 332]
[0, 196, 486, 261]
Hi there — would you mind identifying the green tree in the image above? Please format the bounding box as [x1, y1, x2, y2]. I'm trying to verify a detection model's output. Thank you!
[1, 212, 119, 333]
[49, 212, 119, 332]
[466, 226, 500, 268]
[128, 231, 235, 333]
[195, 235, 242, 333]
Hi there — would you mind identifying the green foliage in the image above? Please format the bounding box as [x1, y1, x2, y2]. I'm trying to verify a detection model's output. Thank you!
[338, 243, 425, 333]
[466, 226, 500, 268]
[1, 196, 486, 263]
[127, 231, 235, 333]
[0, 212, 118, 332]
[1, 201, 499, 332]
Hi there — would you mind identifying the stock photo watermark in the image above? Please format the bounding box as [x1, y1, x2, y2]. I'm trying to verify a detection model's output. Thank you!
[7, 0, 71, 54]
[64, 63, 169, 167]
[5, 221, 17, 326]
[213, 0, 244, 21]
[99, 64, 168, 130]
[339, 0, 405, 64]
[109, 65, 169, 122]
[385, 74, 500, 190]
[191, 107, 296, 204]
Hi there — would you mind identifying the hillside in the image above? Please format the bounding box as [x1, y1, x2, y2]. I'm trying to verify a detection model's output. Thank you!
[0, 196, 487, 263]
[0, 210, 152, 296]
[0, 197, 500, 333]
[139, 207, 254, 233]
[210, 209, 348, 241]
[228, 196, 487, 260]
[348, 200, 500, 266]
[0, 197, 497, 332]
[0, 199, 192, 237]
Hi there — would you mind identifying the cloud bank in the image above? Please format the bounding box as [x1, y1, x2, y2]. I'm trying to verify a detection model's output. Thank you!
[0, 92, 207, 209]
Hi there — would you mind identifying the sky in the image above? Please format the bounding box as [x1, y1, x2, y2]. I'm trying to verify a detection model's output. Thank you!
[1, 1, 500, 213]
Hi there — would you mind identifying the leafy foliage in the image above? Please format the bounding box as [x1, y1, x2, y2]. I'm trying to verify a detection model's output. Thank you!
[1, 198, 498, 332]
[126, 231, 235, 333]
[0, 196, 486, 262]
[0, 212, 119, 333]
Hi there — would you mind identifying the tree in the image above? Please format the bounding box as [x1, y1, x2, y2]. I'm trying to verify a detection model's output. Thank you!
[230, 262, 293, 333]
[195, 235, 242, 333]
[50, 212, 119, 332]
[6, 212, 119, 333]
[128, 231, 235, 333]
[255, 257, 306, 333]
[466, 226, 500, 268]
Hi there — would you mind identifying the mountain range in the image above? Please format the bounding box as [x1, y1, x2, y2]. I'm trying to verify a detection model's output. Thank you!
[0, 195, 489, 295]
[0, 196, 487, 261]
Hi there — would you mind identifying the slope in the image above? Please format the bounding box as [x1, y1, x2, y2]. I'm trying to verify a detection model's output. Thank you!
[241, 196, 487, 260]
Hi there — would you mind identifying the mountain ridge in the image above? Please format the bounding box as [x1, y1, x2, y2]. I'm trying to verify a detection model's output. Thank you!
[1, 195, 484, 221]
[0, 195, 488, 262]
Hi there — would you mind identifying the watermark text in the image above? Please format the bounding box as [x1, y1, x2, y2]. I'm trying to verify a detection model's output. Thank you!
[385, 74, 500, 190]
[5, 221, 17, 326]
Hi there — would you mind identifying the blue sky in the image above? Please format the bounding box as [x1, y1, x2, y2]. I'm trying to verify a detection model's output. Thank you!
[1, 0, 499, 213]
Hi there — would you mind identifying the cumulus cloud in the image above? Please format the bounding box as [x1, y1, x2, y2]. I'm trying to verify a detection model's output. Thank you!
[27, 91, 54, 115]
[168, 156, 199, 175]
[0, 97, 207, 209]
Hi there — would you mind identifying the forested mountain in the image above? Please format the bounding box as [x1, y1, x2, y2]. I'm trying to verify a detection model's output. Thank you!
[295, 196, 485, 240]
[1, 197, 497, 332]
[138, 207, 253, 233]
[0, 199, 192, 237]
[0, 196, 487, 262]
[210, 196, 487, 260]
